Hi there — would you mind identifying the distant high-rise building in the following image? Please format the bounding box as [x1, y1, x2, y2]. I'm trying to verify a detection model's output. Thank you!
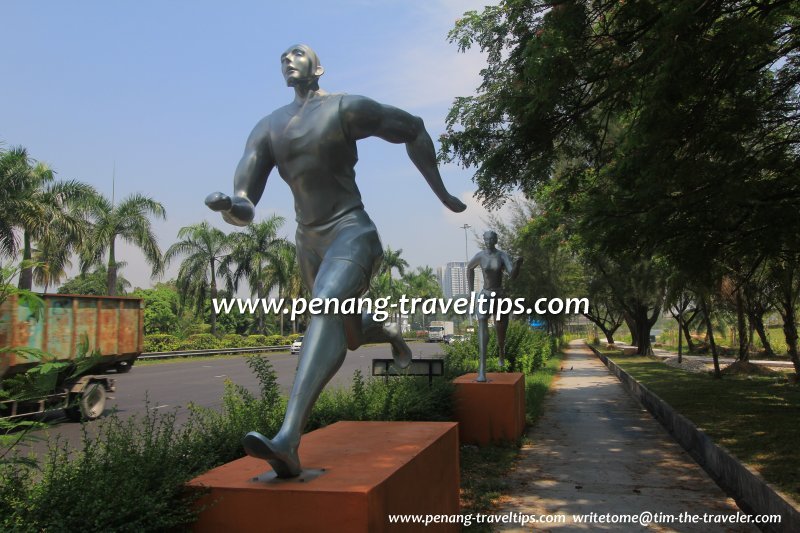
[440, 262, 483, 298]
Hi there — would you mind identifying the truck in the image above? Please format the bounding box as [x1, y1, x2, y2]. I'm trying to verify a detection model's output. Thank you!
[0, 293, 144, 421]
[427, 321, 454, 342]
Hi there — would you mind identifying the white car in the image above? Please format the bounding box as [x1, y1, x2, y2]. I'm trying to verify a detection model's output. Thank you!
[447, 335, 465, 345]
[290, 336, 304, 355]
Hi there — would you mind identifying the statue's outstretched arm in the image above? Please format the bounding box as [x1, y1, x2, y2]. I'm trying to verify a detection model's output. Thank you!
[506, 253, 523, 280]
[341, 96, 466, 213]
[206, 117, 275, 226]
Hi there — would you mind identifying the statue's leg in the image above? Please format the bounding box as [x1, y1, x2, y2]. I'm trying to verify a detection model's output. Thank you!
[496, 314, 510, 368]
[477, 316, 489, 382]
[342, 313, 412, 369]
[243, 259, 366, 478]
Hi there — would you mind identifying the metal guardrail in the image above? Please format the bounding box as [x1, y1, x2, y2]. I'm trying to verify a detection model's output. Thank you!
[139, 345, 292, 360]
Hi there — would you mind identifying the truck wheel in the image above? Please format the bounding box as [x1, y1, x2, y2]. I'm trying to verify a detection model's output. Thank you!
[115, 361, 134, 373]
[65, 382, 107, 422]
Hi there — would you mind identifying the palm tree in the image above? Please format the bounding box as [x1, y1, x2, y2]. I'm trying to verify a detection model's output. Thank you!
[81, 193, 166, 296]
[32, 235, 73, 293]
[164, 221, 231, 336]
[403, 266, 443, 329]
[0, 147, 30, 257]
[224, 215, 287, 334]
[0, 146, 95, 289]
[379, 246, 409, 324]
[265, 242, 301, 335]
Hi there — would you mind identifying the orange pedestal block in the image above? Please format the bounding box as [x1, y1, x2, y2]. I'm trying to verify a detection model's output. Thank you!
[188, 421, 460, 532]
[453, 372, 526, 445]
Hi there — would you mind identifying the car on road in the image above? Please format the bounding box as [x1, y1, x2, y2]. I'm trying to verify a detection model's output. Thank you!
[290, 336, 304, 355]
[447, 335, 465, 345]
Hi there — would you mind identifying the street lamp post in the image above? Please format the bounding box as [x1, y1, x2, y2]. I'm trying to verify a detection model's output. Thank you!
[461, 223, 472, 327]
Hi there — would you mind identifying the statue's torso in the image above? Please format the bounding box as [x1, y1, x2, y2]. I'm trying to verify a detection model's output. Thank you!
[268, 94, 363, 226]
[478, 251, 507, 291]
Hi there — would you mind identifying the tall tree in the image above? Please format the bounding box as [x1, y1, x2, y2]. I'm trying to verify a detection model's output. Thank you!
[379, 246, 409, 324]
[224, 215, 288, 334]
[264, 242, 299, 335]
[81, 193, 166, 296]
[402, 266, 443, 329]
[0, 146, 94, 289]
[164, 221, 231, 336]
[442, 1, 800, 364]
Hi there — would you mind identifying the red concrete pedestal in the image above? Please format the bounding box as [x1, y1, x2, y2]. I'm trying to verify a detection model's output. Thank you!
[453, 372, 526, 445]
[188, 421, 460, 532]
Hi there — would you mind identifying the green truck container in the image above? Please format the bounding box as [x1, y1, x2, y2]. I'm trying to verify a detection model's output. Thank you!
[0, 294, 144, 421]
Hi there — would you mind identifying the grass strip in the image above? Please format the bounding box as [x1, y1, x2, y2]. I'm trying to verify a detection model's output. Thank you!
[607, 351, 800, 502]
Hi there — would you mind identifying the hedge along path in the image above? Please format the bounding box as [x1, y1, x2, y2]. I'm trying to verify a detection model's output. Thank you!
[495, 341, 755, 532]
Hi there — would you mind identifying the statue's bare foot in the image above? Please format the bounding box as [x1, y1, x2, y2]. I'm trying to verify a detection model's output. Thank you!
[384, 323, 412, 369]
[242, 431, 301, 478]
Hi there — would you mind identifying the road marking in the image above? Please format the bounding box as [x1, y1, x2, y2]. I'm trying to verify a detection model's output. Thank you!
[155, 404, 169, 409]
[214, 375, 228, 378]
[203, 365, 213, 368]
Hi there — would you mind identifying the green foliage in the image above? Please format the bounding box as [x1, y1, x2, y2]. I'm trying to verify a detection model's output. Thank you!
[58, 266, 130, 296]
[220, 334, 247, 348]
[444, 323, 556, 376]
[186, 355, 286, 464]
[133, 284, 179, 335]
[177, 333, 221, 351]
[142, 334, 181, 353]
[307, 370, 453, 429]
[0, 356, 287, 531]
[243, 334, 269, 347]
[1, 409, 201, 532]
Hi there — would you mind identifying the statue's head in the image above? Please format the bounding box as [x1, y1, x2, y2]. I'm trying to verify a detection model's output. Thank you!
[281, 44, 324, 90]
[483, 231, 498, 248]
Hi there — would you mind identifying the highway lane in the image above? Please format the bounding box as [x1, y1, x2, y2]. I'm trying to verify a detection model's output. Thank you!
[19, 341, 446, 454]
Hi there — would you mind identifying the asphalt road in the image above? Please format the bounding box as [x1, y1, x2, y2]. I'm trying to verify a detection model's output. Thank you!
[18, 341, 445, 455]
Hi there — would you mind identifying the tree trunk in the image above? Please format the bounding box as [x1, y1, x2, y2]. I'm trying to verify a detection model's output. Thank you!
[780, 303, 800, 376]
[680, 319, 695, 352]
[279, 283, 284, 336]
[752, 313, 775, 357]
[107, 239, 117, 296]
[210, 258, 217, 336]
[701, 297, 721, 378]
[256, 282, 265, 334]
[736, 289, 749, 361]
[17, 231, 33, 290]
[632, 306, 654, 356]
[624, 312, 638, 346]
[677, 318, 683, 364]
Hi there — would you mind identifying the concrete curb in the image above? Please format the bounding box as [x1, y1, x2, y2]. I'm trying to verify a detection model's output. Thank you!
[588, 344, 799, 533]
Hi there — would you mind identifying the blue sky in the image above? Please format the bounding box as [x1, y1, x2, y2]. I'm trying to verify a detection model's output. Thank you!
[1, 0, 510, 290]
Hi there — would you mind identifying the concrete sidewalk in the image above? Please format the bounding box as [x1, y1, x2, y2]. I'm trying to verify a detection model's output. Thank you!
[496, 341, 755, 532]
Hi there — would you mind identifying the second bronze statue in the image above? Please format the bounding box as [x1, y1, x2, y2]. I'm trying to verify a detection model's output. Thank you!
[467, 231, 523, 382]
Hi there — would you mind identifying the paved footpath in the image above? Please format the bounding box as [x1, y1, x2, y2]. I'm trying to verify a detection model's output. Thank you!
[496, 341, 756, 532]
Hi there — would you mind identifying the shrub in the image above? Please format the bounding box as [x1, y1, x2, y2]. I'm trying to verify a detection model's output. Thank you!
[243, 334, 268, 347]
[178, 333, 221, 351]
[221, 334, 247, 348]
[0, 407, 202, 532]
[264, 335, 284, 346]
[143, 334, 181, 353]
[0, 356, 287, 531]
[285, 333, 302, 343]
[444, 322, 556, 376]
[306, 369, 454, 430]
